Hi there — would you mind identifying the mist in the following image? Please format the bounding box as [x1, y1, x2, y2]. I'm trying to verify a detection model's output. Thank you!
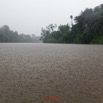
[0, 0, 103, 36]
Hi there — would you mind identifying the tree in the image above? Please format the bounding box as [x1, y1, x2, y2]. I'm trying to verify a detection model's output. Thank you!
[70, 15, 73, 26]
[40, 4, 103, 44]
[0, 25, 41, 43]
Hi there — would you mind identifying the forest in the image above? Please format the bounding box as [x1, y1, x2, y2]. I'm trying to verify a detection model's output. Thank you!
[0, 4, 103, 44]
[40, 4, 103, 44]
[0, 25, 41, 43]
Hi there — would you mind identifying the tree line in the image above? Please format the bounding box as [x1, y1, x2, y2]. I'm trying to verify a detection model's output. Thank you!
[0, 25, 41, 43]
[40, 4, 103, 44]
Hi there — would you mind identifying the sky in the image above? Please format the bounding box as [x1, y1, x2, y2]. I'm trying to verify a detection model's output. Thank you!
[0, 0, 103, 36]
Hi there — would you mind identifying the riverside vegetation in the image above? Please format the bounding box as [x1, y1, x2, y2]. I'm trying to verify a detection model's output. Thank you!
[0, 4, 103, 44]
[0, 25, 41, 43]
[40, 4, 103, 44]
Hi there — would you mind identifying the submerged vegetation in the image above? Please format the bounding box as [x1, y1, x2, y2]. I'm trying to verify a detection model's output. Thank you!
[40, 4, 103, 44]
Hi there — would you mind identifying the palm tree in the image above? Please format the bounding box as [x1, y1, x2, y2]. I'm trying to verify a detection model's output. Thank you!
[70, 15, 73, 26]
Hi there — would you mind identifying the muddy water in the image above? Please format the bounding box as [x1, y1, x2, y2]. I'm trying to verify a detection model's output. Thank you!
[0, 43, 103, 103]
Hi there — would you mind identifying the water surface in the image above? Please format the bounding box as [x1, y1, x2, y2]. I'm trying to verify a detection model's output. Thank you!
[0, 43, 103, 103]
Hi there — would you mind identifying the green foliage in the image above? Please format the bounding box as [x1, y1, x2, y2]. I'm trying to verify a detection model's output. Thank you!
[0, 25, 41, 43]
[40, 24, 70, 43]
[91, 35, 103, 44]
[40, 4, 103, 44]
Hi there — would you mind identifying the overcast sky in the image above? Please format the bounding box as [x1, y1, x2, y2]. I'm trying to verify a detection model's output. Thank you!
[0, 0, 103, 36]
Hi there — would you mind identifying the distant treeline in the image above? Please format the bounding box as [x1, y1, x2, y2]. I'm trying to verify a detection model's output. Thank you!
[0, 25, 41, 43]
[40, 4, 103, 44]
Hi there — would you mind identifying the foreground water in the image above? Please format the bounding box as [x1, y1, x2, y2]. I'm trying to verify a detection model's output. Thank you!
[0, 43, 103, 103]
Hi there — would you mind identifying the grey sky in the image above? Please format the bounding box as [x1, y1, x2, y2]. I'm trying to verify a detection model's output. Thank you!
[0, 0, 103, 36]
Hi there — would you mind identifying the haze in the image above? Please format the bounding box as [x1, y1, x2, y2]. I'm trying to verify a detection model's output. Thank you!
[0, 0, 103, 36]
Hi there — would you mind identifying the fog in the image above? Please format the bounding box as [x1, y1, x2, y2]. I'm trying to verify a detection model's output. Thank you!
[0, 0, 103, 35]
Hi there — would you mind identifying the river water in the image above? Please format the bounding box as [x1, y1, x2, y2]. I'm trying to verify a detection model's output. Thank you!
[0, 43, 103, 103]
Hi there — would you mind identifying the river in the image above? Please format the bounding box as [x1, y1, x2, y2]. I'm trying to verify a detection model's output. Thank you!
[0, 43, 103, 103]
